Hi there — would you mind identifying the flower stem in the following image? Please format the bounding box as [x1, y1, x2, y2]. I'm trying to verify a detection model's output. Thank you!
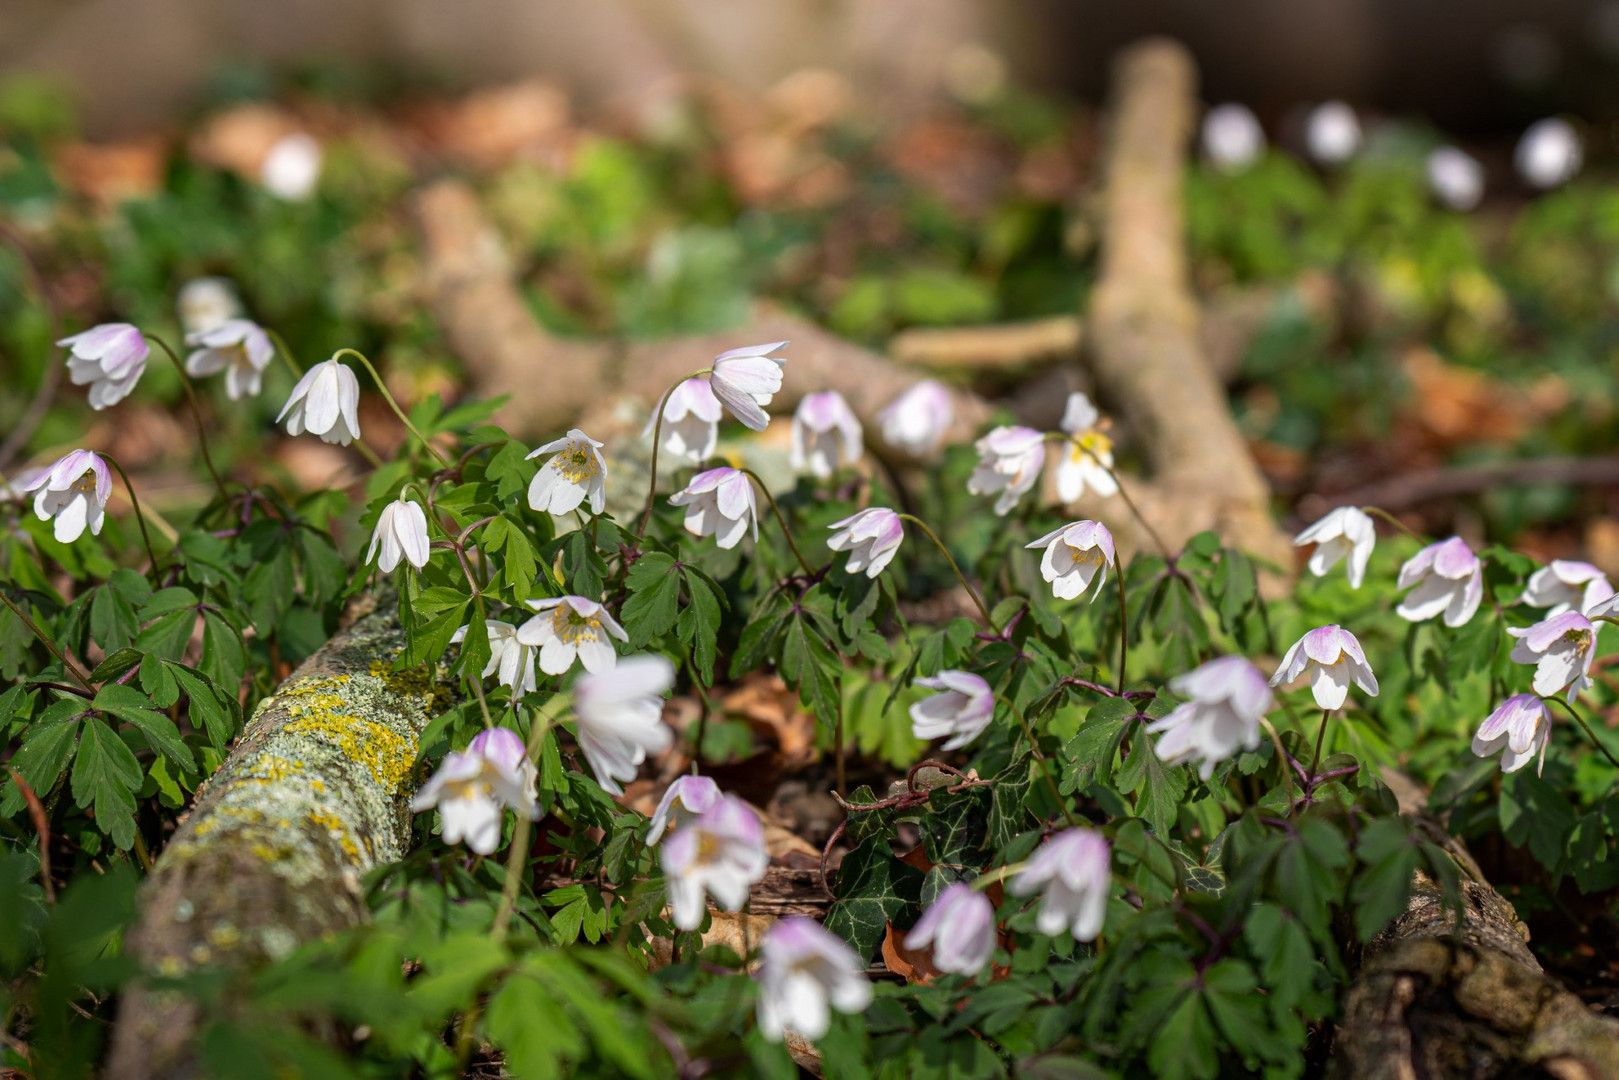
[266, 327, 303, 378]
[1115, 571, 1129, 694]
[0, 592, 93, 690]
[1359, 505, 1423, 543]
[1257, 717, 1298, 814]
[1056, 432, 1173, 559]
[143, 334, 231, 506]
[1004, 696, 1081, 828]
[739, 468, 816, 576]
[102, 454, 162, 577]
[333, 348, 451, 469]
[1548, 696, 1619, 772]
[1309, 707, 1332, 780]
[492, 703, 558, 940]
[897, 513, 999, 634]
[636, 369, 711, 539]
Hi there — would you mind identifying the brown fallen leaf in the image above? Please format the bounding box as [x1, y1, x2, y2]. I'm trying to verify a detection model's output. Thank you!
[647, 910, 776, 969]
[882, 920, 945, 983]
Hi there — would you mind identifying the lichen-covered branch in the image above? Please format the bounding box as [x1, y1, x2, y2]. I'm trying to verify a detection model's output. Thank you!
[1330, 818, 1619, 1079]
[106, 593, 451, 1080]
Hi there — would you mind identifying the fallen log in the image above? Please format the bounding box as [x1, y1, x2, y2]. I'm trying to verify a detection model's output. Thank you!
[106, 593, 451, 1079]
[1330, 817, 1619, 1079]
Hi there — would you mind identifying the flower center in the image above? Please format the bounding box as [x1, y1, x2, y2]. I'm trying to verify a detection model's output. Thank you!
[551, 606, 601, 645]
[71, 474, 97, 497]
[1071, 430, 1113, 462]
[554, 442, 601, 484]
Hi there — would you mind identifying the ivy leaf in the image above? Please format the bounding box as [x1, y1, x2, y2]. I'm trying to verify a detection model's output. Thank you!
[824, 839, 923, 961]
[71, 718, 142, 850]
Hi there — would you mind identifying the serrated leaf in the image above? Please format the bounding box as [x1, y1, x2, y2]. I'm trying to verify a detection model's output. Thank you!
[94, 684, 195, 774]
[71, 718, 142, 850]
[622, 553, 680, 646]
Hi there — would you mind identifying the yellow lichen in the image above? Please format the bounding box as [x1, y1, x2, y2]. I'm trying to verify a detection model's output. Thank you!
[307, 809, 361, 860]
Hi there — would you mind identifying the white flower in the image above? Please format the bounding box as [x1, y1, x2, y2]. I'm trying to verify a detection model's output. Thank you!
[516, 595, 627, 676]
[967, 426, 1046, 515]
[1009, 828, 1111, 941]
[1293, 506, 1376, 589]
[1427, 147, 1485, 211]
[1516, 118, 1582, 189]
[708, 340, 788, 431]
[1395, 537, 1483, 627]
[451, 619, 538, 698]
[23, 449, 112, 543]
[60, 324, 149, 410]
[668, 466, 757, 549]
[1146, 656, 1273, 780]
[904, 882, 995, 975]
[662, 793, 768, 930]
[1202, 103, 1265, 173]
[277, 356, 361, 445]
[1520, 560, 1614, 617]
[177, 276, 243, 337]
[791, 390, 863, 478]
[756, 917, 872, 1042]
[646, 774, 721, 845]
[1270, 625, 1379, 711]
[1026, 519, 1116, 602]
[366, 497, 431, 573]
[909, 670, 995, 751]
[1471, 694, 1552, 775]
[410, 727, 539, 855]
[876, 380, 953, 456]
[1306, 101, 1361, 164]
[1509, 612, 1596, 704]
[827, 508, 904, 578]
[526, 429, 607, 516]
[1054, 393, 1119, 504]
[184, 318, 275, 400]
[260, 132, 323, 201]
[644, 378, 722, 463]
[573, 654, 675, 795]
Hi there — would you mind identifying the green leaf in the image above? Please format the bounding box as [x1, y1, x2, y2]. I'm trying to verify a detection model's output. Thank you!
[94, 684, 194, 775]
[71, 718, 142, 850]
[622, 553, 680, 646]
[90, 584, 139, 652]
[88, 646, 143, 685]
[825, 839, 923, 961]
[1061, 697, 1134, 794]
[167, 662, 240, 748]
[4, 698, 84, 805]
[1117, 733, 1189, 836]
[485, 973, 580, 1080]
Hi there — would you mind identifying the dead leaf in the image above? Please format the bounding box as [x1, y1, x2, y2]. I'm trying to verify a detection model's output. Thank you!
[882, 920, 944, 983]
[53, 137, 167, 207]
[720, 673, 817, 767]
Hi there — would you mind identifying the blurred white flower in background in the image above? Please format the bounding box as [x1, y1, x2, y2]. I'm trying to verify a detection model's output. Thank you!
[260, 132, 323, 201]
[1201, 103, 1265, 173]
[1426, 146, 1485, 211]
[1516, 119, 1582, 189]
[1306, 101, 1362, 165]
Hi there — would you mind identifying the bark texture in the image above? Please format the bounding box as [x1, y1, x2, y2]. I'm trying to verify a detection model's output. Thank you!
[106, 594, 450, 1080]
[1080, 38, 1290, 567]
[1331, 818, 1619, 1080]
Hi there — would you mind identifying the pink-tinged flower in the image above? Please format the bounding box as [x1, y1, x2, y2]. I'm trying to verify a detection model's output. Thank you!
[1516, 118, 1581, 189]
[1396, 537, 1483, 627]
[1009, 828, 1111, 941]
[277, 356, 361, 445]
[1509, 612, 1596, 704]
[177, 277, 242, 337]
[668, 466, 757, 549]
[791, 390, 863, 478]
[1147, 656, 1273, 780]
[646, 774, 721, 845]
[23, 449, 112, 543]
[877, 380, 953, 457]
[451, 620, 538, 699]
[184, 318, 275, 400]
[662, 793, 768, 930]
[1270, 625, 1379, 711]
[574, 654, 675, 795]
[60, 324, 148, 410]
[366, 496, 430, 572]
[526, 429, 607, 516]
[1294, 506, 1376, 589]
[516, 596, 627, 676]
[1427, 147, 1485, 212]
[410, 726, 539, 855]
[1306, 101, 1361, 164]
[967, 426, 1045, 516]
[756, 917, 872, 1042]
[1471, 694, 1552, 775]
[910, 670, 995, 750]
[644, 378, 722, 463]
[1202, 103, 1265, 173]
[1521, 560, 1614, 618]
[905, 882, 995, 975]
[1026, 519, 1116, 601]
[827, 508, 903, 578]
[1054, 393, 1118, 504]
[708, 341, 788, 431]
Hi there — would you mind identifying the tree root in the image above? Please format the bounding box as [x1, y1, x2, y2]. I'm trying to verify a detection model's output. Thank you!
[1330, 818, 1619, 1080]
[106, 593, 452, 1080]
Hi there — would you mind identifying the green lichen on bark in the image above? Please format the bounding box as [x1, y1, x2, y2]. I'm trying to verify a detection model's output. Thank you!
[107, 592, 454, 1079]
